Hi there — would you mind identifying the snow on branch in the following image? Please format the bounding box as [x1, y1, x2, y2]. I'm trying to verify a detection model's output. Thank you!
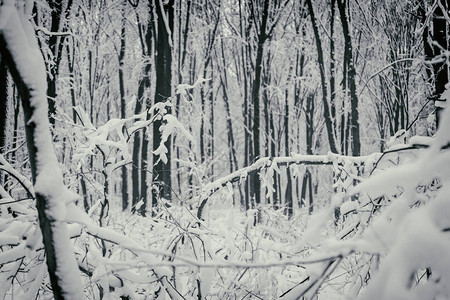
[196, 152, 379, 219]
[66, 204, 350, 269]
[0, 154, 34, 198]
[34, 25, 74, 37]
[0, 1, 83, 298]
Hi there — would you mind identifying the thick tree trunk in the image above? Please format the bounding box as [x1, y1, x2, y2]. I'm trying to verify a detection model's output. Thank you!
[46, 0, 73, 126]
[0, 4, 83, 298]
[152, 0, 174, 207]
[250, 0, 270, 207]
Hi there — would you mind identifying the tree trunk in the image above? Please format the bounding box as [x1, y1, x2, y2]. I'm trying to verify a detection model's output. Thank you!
[432, 0, 449, 128]
[337, 0, 360, 156]
[0, 4, 83, 298]
[119, 0, 129, 211]
[152, 0, 174, 207]
[330, 0, 337, 130]
[302, 92, 315, 212]
[250, 0, 270, 207]
[46, 0, 74, 126]
[284, 63, 293, 217]
[306, 0, 338, 154]
[0, 58, 7, 152]
[174, 0, 191, 197]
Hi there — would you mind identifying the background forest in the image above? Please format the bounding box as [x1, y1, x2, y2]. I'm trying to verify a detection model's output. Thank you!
[1, 0, 450, 299]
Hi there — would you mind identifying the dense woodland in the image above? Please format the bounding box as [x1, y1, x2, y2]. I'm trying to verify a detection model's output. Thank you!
[1, 0, 450, 299]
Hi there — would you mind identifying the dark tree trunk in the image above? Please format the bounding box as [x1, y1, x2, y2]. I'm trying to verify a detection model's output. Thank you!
[208, 64, 215, 175]
[0, 58, 7, 152]
[337, 0, 360, 156]
[239, 0, 251, 210]
[284, 63, 293, 217]
[301, 93, 315, 212]
[330, 0, 336, 128]
[306, 0, 338, 154]
[46, 0, 73, 126]
[432, 0, 449, 128]
[152, 0, 174, 207]
[269, 111, 278, 209]
[250, 0, 270, 207]
[119, 1, 129, 211]
[131, 11, 152, 214]
[174, 0, 191, 196]
[219, 46, 241, 203]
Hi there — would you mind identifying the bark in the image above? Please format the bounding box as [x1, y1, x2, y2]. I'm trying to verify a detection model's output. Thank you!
[305, 0, 338, 154]
[269, 111, 278, 208]
[337, 0, 360, 156]
[284, 63, 294, 217]
[250, 0, 270, 207]
[0, 58, 7, 152]
[67, 41, 77, 123]
[0, 4, 83, 298]
[302, 93, 315, 212]
[239, 0, 251, 210]
[208, 64, 215, 175]
[219, 44, 239, 174]
[152, 0, 174, 206]
[119, 1, 129, 211]
[131, 11, 152, 214]
[174, 0, 191, 196]
[46, 0, 74, 126]
[330, 0, 336, 127]
[432, 0, 449, 128]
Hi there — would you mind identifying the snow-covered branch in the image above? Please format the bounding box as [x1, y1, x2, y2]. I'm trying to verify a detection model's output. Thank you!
[0, 2, 83, 298]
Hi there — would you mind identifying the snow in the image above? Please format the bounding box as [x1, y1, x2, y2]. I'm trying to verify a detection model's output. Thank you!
[409, 135, 433, 146]
[2, 0, 450, 298]
[339, 200, 358, 215]
[175, 77, 211, 95]
[1, 2, 84, 298]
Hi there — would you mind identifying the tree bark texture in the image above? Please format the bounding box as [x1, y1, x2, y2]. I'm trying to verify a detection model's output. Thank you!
[119, 1, 129, 211]
[152, 0, 174, 206]
[432, 0, 449, 128]
[306, 0, 339, 154]
[337, 0, 360, 156]
[46, 0, 74, 126]
[0, 58, 7, 151]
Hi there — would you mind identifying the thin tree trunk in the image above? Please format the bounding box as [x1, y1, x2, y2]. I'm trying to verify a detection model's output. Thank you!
[337, 0, 360, 156]
[432, 0, 449, 128]
[284, 62, 294, 217]
[0, 58, 7, 152]
[330, 0, 336, 128]
[208, 64, 214, 176]
[270, 111, 278, 209]
[119, 1, 129, 211]
[306, 0, 338, 154]
[174, 0, 191, 197]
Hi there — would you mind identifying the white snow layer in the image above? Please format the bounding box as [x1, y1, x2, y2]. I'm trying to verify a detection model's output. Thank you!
[1, 2, 83, 299]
